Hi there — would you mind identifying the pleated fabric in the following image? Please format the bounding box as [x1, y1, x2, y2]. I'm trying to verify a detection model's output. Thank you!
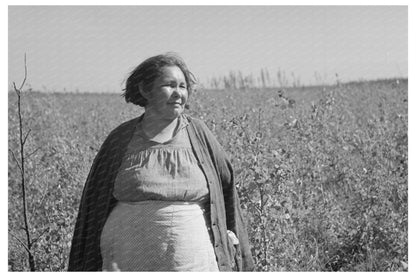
[113, 116, 210, 203]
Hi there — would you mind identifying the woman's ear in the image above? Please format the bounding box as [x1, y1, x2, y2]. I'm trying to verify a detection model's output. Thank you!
[139, 83, 151, 100]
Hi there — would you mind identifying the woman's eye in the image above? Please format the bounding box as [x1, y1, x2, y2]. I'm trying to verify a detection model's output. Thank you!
[163, 82, 186, 89]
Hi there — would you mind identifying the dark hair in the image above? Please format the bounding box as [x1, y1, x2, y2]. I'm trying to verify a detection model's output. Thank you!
[122, 53, 196, 107]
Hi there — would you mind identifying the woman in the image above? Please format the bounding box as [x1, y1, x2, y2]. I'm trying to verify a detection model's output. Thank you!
[68, 53, 254, 271]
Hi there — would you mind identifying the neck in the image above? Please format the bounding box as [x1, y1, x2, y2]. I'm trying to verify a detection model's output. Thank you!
[141, 110, 180, 141]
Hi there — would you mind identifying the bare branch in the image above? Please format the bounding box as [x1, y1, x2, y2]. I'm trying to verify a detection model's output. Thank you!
[8, 149, 22, 174]
[245, 196, 262, 216]
[32, 227, 49, 244]
[8, 230, 31, 254]
[11, 53, 36, 271]
[27, 147, 41, 159]
[12, 82, 21, 97]
[18, 53, 27, 91]
[22, 129, 31, 146]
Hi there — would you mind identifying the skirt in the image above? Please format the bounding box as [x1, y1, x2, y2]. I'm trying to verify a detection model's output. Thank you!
[100, 200, 219, 271]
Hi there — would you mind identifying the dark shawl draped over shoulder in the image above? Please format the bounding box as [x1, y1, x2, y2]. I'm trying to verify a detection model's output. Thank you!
[68, 115, 254, 271]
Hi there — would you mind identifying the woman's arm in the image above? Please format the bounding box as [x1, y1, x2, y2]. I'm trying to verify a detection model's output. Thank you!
[68, 117, 139, 271]
[191, 118, 254, 271]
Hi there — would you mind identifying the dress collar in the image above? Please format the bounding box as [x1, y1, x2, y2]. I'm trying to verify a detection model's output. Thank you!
[136, 113, 189, 142]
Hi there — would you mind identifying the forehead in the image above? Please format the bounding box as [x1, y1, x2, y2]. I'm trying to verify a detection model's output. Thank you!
[158, 66, 185, 80]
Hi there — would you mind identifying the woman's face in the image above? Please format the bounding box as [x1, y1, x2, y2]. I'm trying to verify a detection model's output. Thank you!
[144, 66, 188, 120]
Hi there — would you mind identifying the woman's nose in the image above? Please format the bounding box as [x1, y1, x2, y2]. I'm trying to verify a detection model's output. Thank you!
[172, 86, 181, 97]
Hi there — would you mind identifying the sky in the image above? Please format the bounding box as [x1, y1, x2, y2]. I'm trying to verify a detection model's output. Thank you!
[8, 5, 408, 92]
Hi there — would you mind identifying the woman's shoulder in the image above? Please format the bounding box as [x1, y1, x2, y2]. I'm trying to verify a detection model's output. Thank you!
[183, 113, 220, 145]
[182, 114, 209, 131]
[111, 116, 140, 133]
[103, 115, 142, 144]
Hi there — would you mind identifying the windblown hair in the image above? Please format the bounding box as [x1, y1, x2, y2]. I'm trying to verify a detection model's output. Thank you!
[122, 53, 197, 107]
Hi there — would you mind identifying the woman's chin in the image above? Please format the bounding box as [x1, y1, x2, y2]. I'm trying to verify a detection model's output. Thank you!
[146, 106, 184, 120]
[163, 109, 183, 120]
[171, 106, 185, 115]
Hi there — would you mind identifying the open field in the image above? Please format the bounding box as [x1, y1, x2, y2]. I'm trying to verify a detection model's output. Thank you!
[8, 79, 408, 271]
